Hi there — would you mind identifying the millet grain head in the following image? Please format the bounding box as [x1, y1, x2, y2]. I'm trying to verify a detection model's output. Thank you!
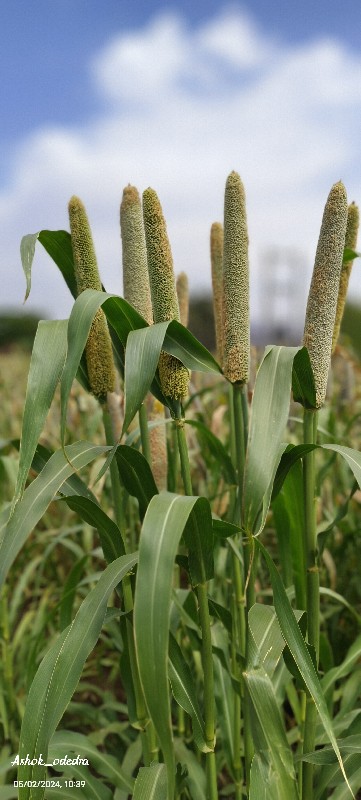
[68, 195, 115, 399]
[142, 187, 189, 400]
[222, 172, 250, 384]
[303, 181, 348, 407]
[120, 185, 153, 324]
[176, 272, 189, 328]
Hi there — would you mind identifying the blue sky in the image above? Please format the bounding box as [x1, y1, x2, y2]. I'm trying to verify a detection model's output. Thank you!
[2, 1, 361, 325]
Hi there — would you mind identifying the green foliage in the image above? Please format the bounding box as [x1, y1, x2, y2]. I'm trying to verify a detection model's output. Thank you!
[3, 179, 361, 800]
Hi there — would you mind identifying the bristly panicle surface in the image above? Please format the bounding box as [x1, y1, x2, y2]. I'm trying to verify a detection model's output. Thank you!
[68, 195, 115, 399]
[143, 188, 189, 400]
[303, 181, 348, 408]
[222, 172, 250, 384]
[120, 185, 153, 325]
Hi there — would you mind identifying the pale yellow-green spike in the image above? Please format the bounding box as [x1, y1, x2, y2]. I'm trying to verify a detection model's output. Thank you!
[68, 195, 115, 399]
[303, 181, 348, 408]
[176, 272, 189, 328]
[332, 202, 359, 353]
[222, 172, 250, 384]
[149, 398, 168, 491]
[143, 188, 189, 400]
[210, 221, 224, 366]
[120, 185, 153, 324]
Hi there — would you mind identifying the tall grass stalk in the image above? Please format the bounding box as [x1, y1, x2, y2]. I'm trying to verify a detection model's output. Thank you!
[102, 404, 158, 763]
[175, 409, 218, 800]
[302, 409, 318, 798]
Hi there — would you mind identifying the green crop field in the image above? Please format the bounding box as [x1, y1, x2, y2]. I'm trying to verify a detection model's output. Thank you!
[1, 175, 361, 800]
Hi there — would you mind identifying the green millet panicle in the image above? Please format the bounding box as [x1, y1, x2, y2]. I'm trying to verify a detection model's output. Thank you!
[143, 188, 189, 400]
[210, 222, 224, 366]
[222, 172, 250, 383]
[303, 181, 348, 408]
[332, 201, 359, 353]
[176, 272, 189, 327]
[120, 185, 153, 324]
[68, 195, 115, 399]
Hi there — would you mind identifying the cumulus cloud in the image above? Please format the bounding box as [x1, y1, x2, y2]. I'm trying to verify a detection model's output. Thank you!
[2, 5, 361, 329]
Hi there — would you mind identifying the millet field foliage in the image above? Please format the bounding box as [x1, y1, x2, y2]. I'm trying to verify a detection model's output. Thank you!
[1, 171, 361, 799]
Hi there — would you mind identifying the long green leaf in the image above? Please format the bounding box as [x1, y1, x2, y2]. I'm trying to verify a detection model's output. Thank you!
[134, 492, 211, 800]
[168, 633, 209, 753]
[38, 229, 77, 298]
[123, 322, 220, 432]
[244, 667, 299, 799]
[323, 444, 361, 486]
[0, 442, 110, 588]
[49, 731, 134, 792]
[163, 320, 221, 374]
[20, 230, 77, 302]
[115, 444, 158, 518]
[20, 232, 41, 302]
[257, 539, 354, 797]
[62, 495, 125, 562]
[272, 462, 307, 609]
[12, 319, 68, 510]
[18, 553, 137, 800]
[248, 604, 291, 676]
[243, 345, 299, 536]
[132, 764, 167, 800]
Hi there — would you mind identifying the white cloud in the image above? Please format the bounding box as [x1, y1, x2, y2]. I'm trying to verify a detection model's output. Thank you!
[2, 6, 361, 332]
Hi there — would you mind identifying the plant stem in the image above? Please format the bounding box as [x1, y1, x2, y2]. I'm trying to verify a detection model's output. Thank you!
[231, 383, 253, 790]
[175, 413, 218, 800]
[102, 404, 126, 542]
[302, 408, 319, 799]
[139, 401, 151, 465]
[102, 403, 158, 763]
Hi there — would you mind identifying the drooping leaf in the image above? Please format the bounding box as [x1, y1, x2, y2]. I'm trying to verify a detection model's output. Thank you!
[123, 322, 220, 432]
[323, 444, 361, 487]
[38, 230, 77, 298]
[18, 553, 137, 800]
[62, 495, 126, 562]
[0, 442, 110, 589]
[115, 445, 158, 519]
[12, 319, 68, 510]
[29, 441, 98, 502]
[272, 443, 316, 501]
[20, 229, 77, 303]
[49, 730, 134, 793]
[163, 320, 221, 374]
